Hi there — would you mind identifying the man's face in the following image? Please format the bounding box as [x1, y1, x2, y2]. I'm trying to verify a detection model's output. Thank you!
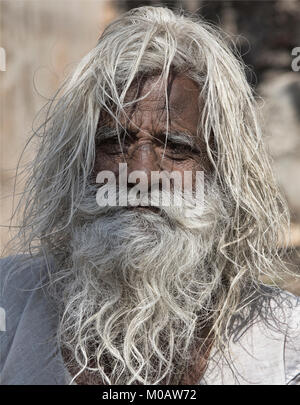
[94, 74, 212, 190]
[58, 74, 228, 385]
[34, 4, 270, 384]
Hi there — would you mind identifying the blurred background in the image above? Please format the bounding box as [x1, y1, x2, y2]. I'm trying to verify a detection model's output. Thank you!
[0, 0, 300, 292]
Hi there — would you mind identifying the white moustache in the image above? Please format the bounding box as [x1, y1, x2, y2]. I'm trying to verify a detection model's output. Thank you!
[77, 182, 226, 231]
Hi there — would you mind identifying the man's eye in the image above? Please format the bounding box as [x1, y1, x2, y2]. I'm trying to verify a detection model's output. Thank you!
[167, 143, 193, 156]
[96, 136, 130, 154]
[105, 142, 129, 154]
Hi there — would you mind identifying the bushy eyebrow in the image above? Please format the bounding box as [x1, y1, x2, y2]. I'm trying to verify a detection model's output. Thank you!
[165, 130, 195, 148]
[95, 126, 120, 140]
[96, 126, 197, 149]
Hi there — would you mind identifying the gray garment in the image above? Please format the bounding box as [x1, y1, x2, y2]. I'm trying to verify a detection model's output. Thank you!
[0, 256, 65, 384]
[0, 255, 299, 385]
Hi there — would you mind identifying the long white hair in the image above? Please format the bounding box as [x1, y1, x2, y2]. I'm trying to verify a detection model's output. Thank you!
[11, 6, 295, 384]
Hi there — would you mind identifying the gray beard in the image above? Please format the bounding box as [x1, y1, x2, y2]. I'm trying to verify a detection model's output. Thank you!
[54, 183, 231, 385]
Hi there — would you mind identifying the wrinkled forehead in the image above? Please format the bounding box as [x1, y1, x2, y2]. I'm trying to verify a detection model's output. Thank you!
[125, 73, 200, 112]
[100, 73, 201, 129]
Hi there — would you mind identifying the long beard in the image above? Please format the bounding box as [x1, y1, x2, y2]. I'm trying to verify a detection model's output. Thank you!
[54, 182, 231, 385]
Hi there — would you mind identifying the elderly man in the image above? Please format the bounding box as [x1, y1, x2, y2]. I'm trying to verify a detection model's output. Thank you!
[1, 6, 299, 385]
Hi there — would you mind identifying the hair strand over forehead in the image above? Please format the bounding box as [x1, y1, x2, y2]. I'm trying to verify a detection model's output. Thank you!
[8, 6, 297, 383]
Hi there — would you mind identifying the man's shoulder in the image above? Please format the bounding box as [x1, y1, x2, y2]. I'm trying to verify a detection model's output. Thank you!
[202, 287, 300, 385]
[261, 287, 300, 320]
[248, 288, 300, 385]
[229, 287, 300, 342]
[239, 288, 300, 357]
[272, 289, 300, 385]
[0, 254, 54, 332]
[0, 255, 63, 384]
[270, 288, 300, 313]
[258, 288, 300, 339]
[0, 254, 52, 297]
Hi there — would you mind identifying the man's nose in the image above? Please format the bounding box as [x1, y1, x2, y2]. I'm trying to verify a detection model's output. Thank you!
[127, 143, 161, 188]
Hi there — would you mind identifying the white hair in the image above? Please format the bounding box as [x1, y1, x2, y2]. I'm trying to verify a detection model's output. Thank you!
[55, 184, 232, 384]
[10, 6, 296, 384]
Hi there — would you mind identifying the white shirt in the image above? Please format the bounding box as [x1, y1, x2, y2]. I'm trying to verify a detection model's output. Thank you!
[200, 292, 300, 384]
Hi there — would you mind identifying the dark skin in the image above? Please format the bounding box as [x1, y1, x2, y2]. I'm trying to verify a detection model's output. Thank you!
[94, 74, 213, 190]
[63, 74, 214, 384]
